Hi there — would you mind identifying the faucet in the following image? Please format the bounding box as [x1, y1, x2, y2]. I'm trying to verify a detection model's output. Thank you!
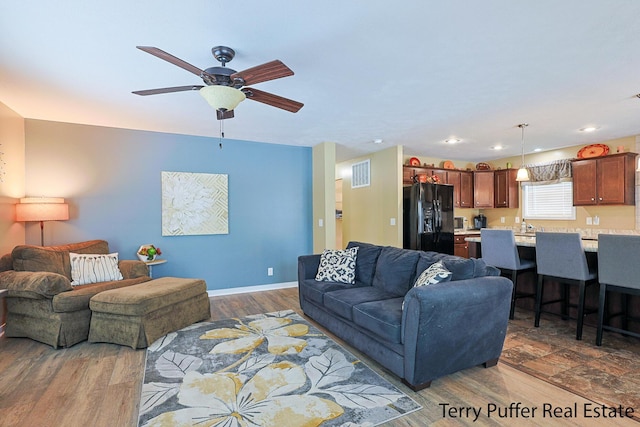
[527, 223, 536, 233]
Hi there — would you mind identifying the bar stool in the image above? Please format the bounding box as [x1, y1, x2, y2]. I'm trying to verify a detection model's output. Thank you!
[596, 234, 640, 346]
[534, 232, 598, 340]
[480, 229, 536, 319]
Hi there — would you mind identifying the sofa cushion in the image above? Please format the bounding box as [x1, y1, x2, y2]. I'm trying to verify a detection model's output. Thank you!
[324, 287, 396, 320]
[299, 279, 354, 305]
[416, 251, 477, 281]
[52, 276, 151, 313]
[473, 259, 500, 277]
[69, 252, 123, 286]
[12, 240, 110, 280]
[353, 298, 404, 344]
[372, 246, 420, 296]
[346, 241, 382, 286]
[315, 247, 358, 284]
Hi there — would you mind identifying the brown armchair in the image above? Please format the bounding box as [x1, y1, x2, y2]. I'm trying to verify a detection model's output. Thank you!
[0, 240, 151, 348]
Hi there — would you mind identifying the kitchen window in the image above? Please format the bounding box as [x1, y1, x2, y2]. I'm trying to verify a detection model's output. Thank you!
[522, 181, 576, 220]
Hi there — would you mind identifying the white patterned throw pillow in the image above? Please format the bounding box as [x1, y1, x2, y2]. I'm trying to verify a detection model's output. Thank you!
[315, 247, 359, 284]
[413, 261, 452, 287]
[69, 252, 123, 286]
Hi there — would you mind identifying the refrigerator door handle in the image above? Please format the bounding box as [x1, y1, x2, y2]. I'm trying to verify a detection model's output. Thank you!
[434, 200, 442, 230]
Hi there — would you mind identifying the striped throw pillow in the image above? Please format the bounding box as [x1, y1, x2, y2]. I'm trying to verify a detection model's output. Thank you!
[69, 252, 123, 286]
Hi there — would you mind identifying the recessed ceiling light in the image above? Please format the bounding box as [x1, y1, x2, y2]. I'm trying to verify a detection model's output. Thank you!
[580, 126, 599, 132]
[533, 148, 542, 152]
[373, 138, 383, 144]
[492, 145, 503, 150]
[445, 138, 460, 144]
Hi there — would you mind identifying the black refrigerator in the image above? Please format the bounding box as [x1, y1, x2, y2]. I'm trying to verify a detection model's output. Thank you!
[403, 183, 454, 254]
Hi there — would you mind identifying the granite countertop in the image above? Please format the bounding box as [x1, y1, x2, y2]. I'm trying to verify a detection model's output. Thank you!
[454, 229, 482, 235]
[464, 233, 598, 252]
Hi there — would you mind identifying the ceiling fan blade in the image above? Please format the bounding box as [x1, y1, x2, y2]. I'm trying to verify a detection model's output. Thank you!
[132, 85, 204, 96]
[136, 46, 204, 77]
[243, 87, 303, 113]
[231, 60, 294, 86]
[217, 110, 235, 120]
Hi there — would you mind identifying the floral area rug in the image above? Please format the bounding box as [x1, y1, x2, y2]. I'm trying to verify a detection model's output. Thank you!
[138, 310, 421, 427]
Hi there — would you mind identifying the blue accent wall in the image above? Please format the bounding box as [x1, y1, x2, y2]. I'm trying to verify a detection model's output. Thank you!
[24, 120, 312, 290]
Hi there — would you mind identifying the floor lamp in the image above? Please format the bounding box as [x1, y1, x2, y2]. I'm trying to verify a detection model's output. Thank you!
[16, 198, 70, 246]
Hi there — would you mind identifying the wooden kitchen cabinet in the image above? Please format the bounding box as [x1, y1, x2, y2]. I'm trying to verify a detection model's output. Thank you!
[454, 234, 479, 258]
[494, 168, 519, 208]
[403, 166, 474, 208]
[403, 166, 446, 185]
[459, 172, 473, 208]
[473, 170, 494, 208]
[572, 152, 637, 206]
[447, 170, 461, 207]
[447, 170, 474, 208]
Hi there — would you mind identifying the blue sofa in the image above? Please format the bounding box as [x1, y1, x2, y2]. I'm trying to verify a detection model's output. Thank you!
[298, 241, 514, 390]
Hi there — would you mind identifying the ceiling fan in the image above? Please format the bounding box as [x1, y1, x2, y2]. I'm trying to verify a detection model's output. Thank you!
[133, 45, 303, 120]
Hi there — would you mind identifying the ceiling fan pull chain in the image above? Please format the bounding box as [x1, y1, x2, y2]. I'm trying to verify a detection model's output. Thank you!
[219, 117, 225, 149]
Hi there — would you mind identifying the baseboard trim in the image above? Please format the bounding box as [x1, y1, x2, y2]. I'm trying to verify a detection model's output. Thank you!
[207, 281, 297, 297]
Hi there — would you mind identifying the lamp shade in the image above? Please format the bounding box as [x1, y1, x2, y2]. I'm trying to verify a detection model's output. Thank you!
[16, 198, 69, 222]
[199, 85, 246, 111]
[516, 167, 530, 182]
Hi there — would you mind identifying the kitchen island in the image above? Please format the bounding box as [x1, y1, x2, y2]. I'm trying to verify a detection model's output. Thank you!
[466, 231, 639, 339]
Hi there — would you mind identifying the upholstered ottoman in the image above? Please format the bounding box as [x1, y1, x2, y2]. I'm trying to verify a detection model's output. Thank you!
[88, 277, 211, 349]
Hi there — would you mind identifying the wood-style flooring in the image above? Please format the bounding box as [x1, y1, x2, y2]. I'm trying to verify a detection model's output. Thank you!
[1, 288, 638, 426]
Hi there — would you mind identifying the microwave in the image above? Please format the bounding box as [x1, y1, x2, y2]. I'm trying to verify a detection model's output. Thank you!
[454, 216, 466, 230]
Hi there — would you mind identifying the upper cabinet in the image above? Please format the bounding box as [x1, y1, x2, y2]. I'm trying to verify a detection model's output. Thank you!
[459, 171, 474, 208]
[572, 152, 637, 206]
[448, 170, 474, 208]
[403, 166, 474, 208]
[473, 170, 494, 208]
[494, 169, 519, 208]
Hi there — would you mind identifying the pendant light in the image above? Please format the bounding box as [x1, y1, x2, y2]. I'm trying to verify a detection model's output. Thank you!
[516, 123, 530, 182]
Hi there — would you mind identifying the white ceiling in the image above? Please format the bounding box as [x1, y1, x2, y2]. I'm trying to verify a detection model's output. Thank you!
[2, 1, 640, 162]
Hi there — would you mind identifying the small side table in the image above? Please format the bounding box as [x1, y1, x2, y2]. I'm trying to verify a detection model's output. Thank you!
[145, 259, 167, 278]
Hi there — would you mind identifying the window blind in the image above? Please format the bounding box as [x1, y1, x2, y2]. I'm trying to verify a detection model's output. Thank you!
[522, 181, 576, 220]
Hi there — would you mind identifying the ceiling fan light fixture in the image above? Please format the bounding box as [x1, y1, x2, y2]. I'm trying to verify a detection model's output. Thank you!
[200, 85, 246, 111]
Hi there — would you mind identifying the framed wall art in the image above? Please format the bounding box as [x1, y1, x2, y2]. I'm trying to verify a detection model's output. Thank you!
[161, 171, 229, 236]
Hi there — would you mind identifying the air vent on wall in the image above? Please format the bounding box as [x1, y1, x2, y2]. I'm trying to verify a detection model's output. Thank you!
[351, 159, 371, 188]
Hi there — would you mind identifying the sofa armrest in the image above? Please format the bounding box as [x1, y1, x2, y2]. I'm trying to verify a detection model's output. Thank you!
[0, 253, 13, 272]
[401, 276, 513, 387]
[298, 254, 321, 282]
[118, 260, 150, 279]
[0, 270, 72, 299]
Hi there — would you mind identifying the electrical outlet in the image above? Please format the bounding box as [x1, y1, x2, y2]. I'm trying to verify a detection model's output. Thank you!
[515, 217, 520, 223]
[267, 267, 273, 276]
[593, 216, 600, 225]
[318, 218, 324, 227]
[586, 217, 593, 225]
[390, 217, 396, 226]
[500, 217, 505, 224]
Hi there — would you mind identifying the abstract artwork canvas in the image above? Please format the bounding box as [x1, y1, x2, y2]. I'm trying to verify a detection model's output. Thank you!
[161, 171, 228, 236]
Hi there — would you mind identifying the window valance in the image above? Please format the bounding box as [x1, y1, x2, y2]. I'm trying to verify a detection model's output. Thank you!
[521, 159, 572, 185]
